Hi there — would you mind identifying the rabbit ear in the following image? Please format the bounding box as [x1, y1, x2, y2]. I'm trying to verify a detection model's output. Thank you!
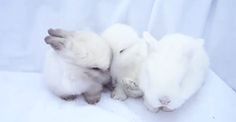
[184, 48, 194, 60]
[184, 38, 205, 59]
[142, 31, 159, 52]
[48, 28, 72, 38]
[44, 28, 72, 50]
[44, 36, 65, 50]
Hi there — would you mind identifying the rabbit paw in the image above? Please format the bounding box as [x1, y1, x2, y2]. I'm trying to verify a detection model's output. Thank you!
[122, 79, 139, 90]
[83, 92, 101, 104]
[60, 95, 77, 101]
[111, 87, 127, 101]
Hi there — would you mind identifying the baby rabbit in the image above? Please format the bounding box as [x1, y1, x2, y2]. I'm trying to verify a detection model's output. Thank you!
[139, 33, 209, 112]
[102, 24, 147, 100]
[43, 28, 112, 104]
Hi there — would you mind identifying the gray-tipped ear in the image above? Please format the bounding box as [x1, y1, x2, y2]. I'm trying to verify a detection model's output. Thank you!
[44, 36, 65, 50]
[48, 28, 71, 38]
[142, 31, 158, 52]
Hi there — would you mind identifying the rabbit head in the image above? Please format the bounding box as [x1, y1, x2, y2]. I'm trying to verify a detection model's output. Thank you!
[45, 29, 112, 84]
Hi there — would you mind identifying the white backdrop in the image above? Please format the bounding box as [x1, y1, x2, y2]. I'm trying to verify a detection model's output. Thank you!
[0, 0, 235, 90]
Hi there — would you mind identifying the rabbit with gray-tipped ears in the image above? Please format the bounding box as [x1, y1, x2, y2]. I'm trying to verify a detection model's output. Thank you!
[43, 29, 112, 104]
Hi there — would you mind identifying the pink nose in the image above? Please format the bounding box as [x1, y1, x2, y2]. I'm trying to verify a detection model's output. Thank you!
[159, 96, 171, 105]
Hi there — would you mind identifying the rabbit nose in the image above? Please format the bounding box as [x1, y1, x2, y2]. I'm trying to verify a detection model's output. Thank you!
[159, 96, 171, 105]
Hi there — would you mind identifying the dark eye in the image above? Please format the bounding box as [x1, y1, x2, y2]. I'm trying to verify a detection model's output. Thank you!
[119, 48, 126, 53]
[90, 67, 101, 71]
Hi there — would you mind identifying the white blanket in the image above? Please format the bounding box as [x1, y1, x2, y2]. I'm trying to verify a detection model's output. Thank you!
[0, 70, 235, 122]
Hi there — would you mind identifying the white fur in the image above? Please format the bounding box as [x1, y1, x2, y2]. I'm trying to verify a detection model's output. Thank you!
[43, 29, 112, 104]
[139, 33, 209, 112]
[102, 24, 148, 100]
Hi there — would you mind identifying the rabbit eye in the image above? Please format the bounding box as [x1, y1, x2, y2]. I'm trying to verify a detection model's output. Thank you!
[90, 67, 101, 71]
[119, 48, 126, 53]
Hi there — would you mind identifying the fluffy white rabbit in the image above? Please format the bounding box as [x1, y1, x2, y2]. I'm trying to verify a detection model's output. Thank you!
[43, 29, 112, 104]
[102, 24, 148, 100]
[139, 33, 209, 112]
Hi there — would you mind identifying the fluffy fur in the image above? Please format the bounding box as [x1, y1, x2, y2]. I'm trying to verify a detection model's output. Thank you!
[43, 29, 112, 104]
[139, 33, 209, 112]
[102, 24, 147, 100]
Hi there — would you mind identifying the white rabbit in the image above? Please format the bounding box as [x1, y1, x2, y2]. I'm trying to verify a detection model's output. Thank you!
[43, 29, 112, 104]
[139, 33, 209, 112]
[102, 24, 148, 100]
